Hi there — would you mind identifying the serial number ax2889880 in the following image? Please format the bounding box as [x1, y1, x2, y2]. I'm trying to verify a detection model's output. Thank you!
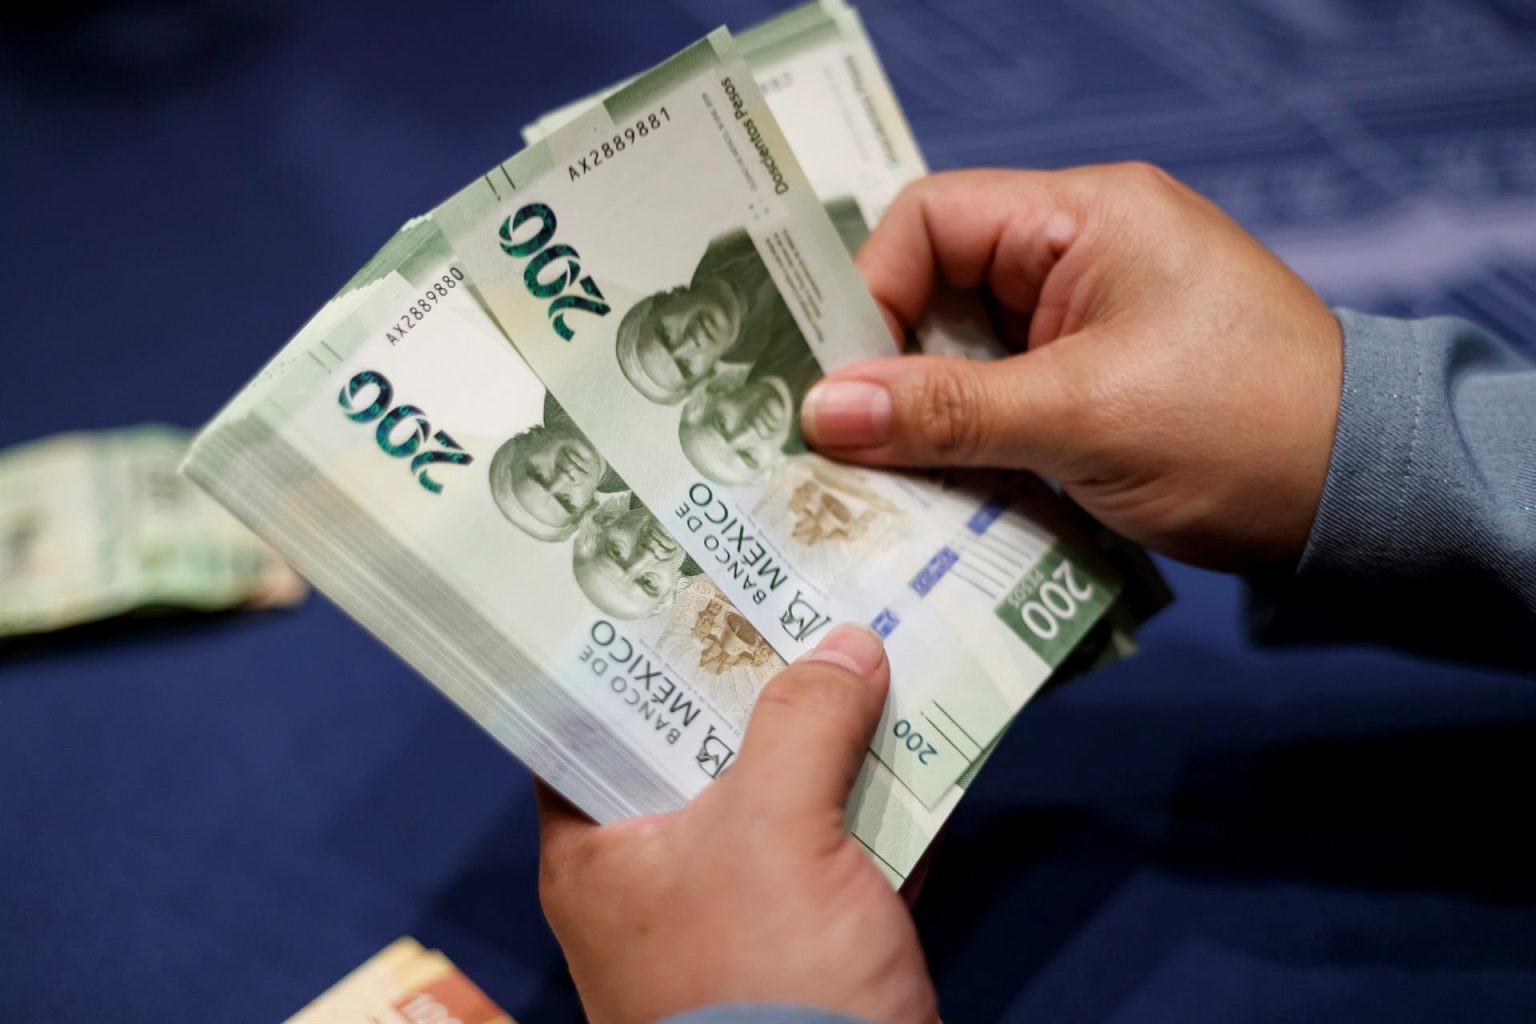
[383, 266, 467, 346]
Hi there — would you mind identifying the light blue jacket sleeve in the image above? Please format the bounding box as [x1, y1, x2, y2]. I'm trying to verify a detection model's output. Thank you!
[1251, 310, 1536, 669]
[659, 1004, 874, 1024]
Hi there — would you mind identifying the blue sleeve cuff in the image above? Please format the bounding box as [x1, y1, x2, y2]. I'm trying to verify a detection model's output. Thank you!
[1249, 309, 1536, 666]
[1277, 309, 1438, 587]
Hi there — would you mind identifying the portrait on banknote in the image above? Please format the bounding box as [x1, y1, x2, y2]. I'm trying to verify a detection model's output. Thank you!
[615, 226, 819, 414]
[489, 392, 618, 541]
[489, 392, 707, 620]
[677, 365, 798, 486]
[614, 226, 820, 486]
[572, 491, 707, 619]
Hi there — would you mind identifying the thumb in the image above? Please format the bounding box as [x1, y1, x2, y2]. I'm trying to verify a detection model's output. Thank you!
[800, 343, 1091, 472]
[725, 624, 890, 820]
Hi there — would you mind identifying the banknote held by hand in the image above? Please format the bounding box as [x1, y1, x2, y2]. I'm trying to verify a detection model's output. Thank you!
[184, 4, 1169, 887]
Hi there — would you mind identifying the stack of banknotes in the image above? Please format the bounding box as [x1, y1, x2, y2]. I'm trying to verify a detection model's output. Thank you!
[282, 938, 513, 1024]
[184, 1, 1169, 885]
[0, 425, 305, 639]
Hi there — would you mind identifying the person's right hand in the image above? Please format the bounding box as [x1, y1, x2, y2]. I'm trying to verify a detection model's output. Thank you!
[802, 165, 1344, 572]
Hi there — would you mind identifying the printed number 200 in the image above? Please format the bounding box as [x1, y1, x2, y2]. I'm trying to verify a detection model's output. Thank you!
[892, 718, 938, 765]
[1019, 560, 1095, 640]
[337, 370, 473, 495]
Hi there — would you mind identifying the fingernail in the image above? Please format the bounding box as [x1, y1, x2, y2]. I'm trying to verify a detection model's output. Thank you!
[802, 380, 892, 448]
[803, 623, 887, 680]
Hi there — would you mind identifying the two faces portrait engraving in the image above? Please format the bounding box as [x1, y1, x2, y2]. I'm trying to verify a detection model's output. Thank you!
[488, 392, 701, 620]
[492, 208, 870, 614]
[614, 227, 821, 486]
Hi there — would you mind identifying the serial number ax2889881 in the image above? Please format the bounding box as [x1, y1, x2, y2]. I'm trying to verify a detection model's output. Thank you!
[566, 106, 674, 182]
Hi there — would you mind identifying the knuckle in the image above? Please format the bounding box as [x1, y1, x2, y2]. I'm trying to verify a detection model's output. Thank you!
[1116, 160, 1175, 190]
[912, 365, 984, 459]
[889, 174, 934, 216]
[896, 169, 980, 218]
[1112, 162, 1198, 212]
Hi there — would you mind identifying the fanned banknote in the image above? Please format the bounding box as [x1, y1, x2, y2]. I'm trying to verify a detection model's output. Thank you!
[283, 937, 513, 1024]
[0, 426, 305, 638]
[521, 0, 1005, 361]
[436, 29, 1123, 804]
[186, 219, 959, 883]
[521, 0, 1171, 643]
[186, 14, 1168, 887]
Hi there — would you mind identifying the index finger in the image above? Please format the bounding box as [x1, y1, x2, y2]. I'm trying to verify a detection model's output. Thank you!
[857, 169, 1082, 339]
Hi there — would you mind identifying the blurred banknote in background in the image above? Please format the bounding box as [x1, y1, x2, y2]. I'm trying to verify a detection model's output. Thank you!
[184, 3, 1169, 885]
[282, 937, 513, 1024]
[0, 425, 305, 639]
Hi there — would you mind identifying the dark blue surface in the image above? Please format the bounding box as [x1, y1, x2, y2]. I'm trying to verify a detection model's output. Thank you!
[3, 2, 1534, 1021]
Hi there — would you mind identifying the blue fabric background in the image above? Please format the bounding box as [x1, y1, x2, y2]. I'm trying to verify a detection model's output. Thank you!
[2, 1, 1533, 1020]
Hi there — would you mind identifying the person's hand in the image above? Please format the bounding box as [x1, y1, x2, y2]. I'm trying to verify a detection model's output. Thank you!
[536, 624, 939, 1024]
[801, 165, 1343, 572]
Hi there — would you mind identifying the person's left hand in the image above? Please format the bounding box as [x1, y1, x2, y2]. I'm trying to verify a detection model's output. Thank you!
[535, 624, 939, 1024]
